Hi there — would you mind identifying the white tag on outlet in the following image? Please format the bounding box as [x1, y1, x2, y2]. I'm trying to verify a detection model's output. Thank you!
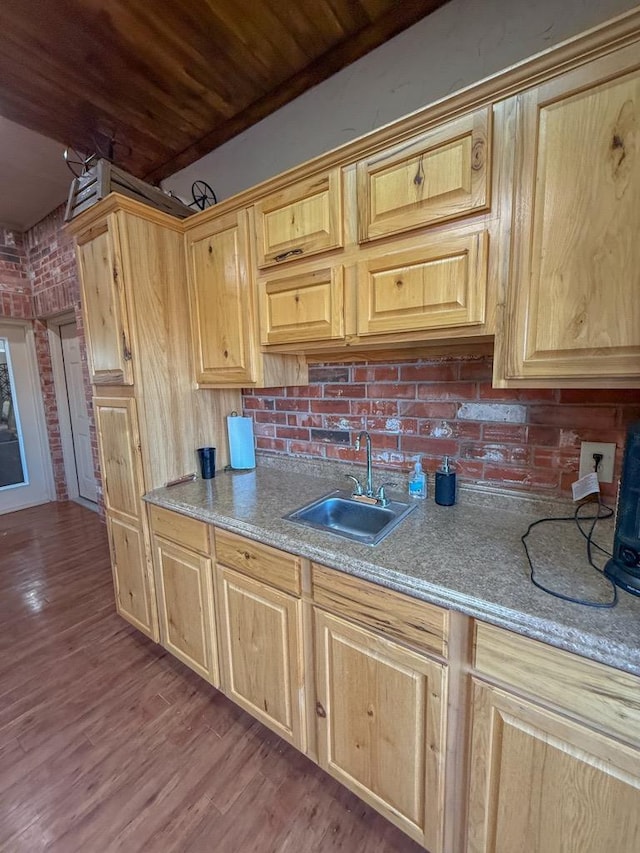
[571, 472, 600, 502]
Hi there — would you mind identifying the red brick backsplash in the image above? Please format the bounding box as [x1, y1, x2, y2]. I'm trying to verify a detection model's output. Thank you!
[243, 357, 639, 498]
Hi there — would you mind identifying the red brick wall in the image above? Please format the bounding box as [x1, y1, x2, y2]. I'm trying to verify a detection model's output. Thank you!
[26, 207, 81, 317]
[0, 229, 32, 320]
[1, 207, 100, 504]
[243, 357, 640, 498]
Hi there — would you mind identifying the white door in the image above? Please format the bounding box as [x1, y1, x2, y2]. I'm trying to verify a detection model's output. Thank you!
[0, 322, 54, 514]
[60, 322, 98, 503]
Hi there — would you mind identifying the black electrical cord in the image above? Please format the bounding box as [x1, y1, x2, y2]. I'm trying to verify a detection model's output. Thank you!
[521, 498, 618, 608]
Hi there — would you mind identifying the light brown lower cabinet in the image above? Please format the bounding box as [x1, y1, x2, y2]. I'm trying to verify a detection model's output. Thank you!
[149, 506, 219, 686]
[144, 510, 640, 852]
[215, 529, 307, 752]
[95, 395, 159, 642]
[468, 623, 640, 853]
[314, 608, 447, 851]
[107, 513, 157, 641]
[467, 681, 640, 853]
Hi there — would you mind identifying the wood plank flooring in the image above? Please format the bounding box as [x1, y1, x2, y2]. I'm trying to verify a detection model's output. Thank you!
[0, 502, 424, 852]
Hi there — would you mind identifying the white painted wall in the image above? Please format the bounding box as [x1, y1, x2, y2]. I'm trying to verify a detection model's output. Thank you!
[164, 0, 638, 205]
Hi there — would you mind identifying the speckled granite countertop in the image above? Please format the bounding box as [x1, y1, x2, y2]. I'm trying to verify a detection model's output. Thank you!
[145, 459, 640, 677]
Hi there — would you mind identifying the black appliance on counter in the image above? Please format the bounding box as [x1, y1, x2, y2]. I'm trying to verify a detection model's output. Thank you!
[605, 420, 640, 596]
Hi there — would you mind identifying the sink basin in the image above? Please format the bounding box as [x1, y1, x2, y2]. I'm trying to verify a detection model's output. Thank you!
[284, 489, 417, 546]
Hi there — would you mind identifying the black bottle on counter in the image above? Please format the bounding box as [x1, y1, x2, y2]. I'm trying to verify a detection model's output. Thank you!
[435, 456, 456, 506]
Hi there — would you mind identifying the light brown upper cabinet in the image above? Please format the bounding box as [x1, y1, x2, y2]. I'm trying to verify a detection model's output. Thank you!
[356, 107, 491, 243]
[186, 208, 258, 386]
[357, 228, 489, 338]
[258, 264, 346, 346]
[253, 169, 343, 268]
[185, 207, 308, 387]
[495, 43, 640, 387]
[75, 217, 134, 385]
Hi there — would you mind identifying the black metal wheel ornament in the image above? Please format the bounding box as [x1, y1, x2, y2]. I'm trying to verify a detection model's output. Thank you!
[191, 180, 217, 210]
[63, 147, 98, 177]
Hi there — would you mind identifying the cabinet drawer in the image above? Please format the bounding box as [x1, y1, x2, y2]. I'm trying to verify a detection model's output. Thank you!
[148, 505, 211, 555]
[357, 230, 488, 337]
[474, 622, 640, 746]
[357, 106, 490, 242]
[258, 265, 345, 345]
[312, 563, 448, 658]
[254, 169, 343, 268]
[214, 528, 301, 595]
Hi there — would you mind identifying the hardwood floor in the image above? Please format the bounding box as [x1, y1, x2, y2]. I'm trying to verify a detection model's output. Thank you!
[0, 502, 424, 852]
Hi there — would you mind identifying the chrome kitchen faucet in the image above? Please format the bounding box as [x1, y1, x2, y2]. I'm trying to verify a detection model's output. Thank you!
[344, 431, 392, 507]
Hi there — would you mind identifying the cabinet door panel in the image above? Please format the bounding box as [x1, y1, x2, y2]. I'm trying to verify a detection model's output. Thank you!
[357, 107, 490, 242]
[186, 210, 256, 385]
[217, 565, 306, 750]
[254, 170, 342, 268]
[259, 266, 345, 345]
[107, 514, 157, 640]
[503, 48, 640, 384]
[467, 680, 640, 853]
[314, 608, 446, 851]
[76, 220, 133, 385]
[94, 397, 144, 519]
[153, 536, 218, 685]
[358, 231, 487, 337]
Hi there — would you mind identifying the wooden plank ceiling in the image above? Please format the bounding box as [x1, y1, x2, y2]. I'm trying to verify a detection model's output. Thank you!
[0, 0, 450, 184]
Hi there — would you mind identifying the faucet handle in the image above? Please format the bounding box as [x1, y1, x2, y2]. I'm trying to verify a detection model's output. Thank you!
[345, 475, 363, 496]
[375, 482, 394, 507]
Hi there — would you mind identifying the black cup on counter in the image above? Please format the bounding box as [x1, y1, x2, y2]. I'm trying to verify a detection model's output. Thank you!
[197, 446, 216, 479]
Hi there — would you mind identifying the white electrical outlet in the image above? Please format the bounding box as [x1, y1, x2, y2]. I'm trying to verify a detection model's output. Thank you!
[578, 441, 616, 483]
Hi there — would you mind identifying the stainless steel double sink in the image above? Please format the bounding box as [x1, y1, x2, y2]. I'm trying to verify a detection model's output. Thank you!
[284, 489, 416, 546]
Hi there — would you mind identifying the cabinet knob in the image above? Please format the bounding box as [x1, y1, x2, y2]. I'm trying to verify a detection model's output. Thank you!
[315, 701, 327, 718]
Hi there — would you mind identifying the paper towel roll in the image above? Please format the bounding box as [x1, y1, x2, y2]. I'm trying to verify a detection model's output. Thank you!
[227, 413, 256, 470]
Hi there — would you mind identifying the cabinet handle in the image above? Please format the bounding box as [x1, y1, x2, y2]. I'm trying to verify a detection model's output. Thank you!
[315, 701, 327, 718]
[122, 331, 132, 361]
[274, 248, 304, 262]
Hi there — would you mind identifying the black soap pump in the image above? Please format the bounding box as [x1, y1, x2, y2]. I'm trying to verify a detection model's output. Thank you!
[435, 456, 456, 506]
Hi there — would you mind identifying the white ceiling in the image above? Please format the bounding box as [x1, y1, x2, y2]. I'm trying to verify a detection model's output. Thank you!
[0, 116, 72, 232]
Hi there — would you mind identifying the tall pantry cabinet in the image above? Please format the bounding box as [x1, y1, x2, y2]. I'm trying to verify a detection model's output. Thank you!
[68, 194, 241, 639]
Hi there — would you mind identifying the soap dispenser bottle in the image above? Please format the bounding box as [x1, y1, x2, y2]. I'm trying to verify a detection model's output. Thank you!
[435, 456, 456, 506]
[408, 460, 427, 499]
